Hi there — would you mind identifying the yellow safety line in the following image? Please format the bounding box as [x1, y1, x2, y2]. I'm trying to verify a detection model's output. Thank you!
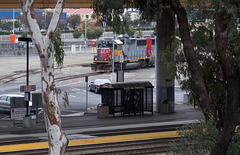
[93, 61, 110, 63]
[0, 131, 178, 153]
[93, 57, 151, 63]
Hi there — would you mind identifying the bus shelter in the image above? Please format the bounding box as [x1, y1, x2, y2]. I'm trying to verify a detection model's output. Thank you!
[101, 81, 154, 117]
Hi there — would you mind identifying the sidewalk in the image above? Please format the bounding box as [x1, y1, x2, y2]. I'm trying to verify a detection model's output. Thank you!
[0, 103, 203, 142]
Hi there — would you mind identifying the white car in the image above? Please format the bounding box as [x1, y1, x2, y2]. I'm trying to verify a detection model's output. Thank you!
[89, 79, 111, 93]
[0, 94, 24, 112]
[0, 94, 38, 114]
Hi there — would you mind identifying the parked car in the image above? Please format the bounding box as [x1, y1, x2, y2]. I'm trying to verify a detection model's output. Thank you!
[0, 94, 23, 112]
[17, 41, 35, 49]
[23, 42, 35, 48]
[0, 94, 41, 114]
[89, 79, 111, 94]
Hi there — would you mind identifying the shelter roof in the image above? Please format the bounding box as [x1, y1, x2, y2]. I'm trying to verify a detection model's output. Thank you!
[0, 0, 188, 9]
[0, 0, 92, 8]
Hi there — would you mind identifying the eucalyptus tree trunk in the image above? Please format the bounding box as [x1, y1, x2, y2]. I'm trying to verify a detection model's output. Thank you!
[19, 0, 69, 154]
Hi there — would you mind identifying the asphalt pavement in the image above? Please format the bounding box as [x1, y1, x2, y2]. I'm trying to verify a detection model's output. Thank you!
[0, 51, 204, 144]
[0, 103, 204, 143]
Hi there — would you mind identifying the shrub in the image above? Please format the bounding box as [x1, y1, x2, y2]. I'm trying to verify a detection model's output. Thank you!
[73, 28, 82, 39]
[21, 31, 28, 37]
[168, 119, 240, 155]
[87, 27, 103, 39]
[135, 30, 143, 38]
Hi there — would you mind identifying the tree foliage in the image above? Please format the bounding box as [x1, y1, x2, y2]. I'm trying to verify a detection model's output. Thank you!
[175, 0, 240, 129]
[21, 31, 28, 37]
[92, 0, 131, 34]
[67, 14, 81, 29]
[0, 21, 20, 31]
[87, 27, 103, 39]
[73, 28, 82, 38]
[132, 0, 164, 21]
[168, 0, 239, 154]
[51, 28, 64, 67]
[91, 0, 240, 154]
[169, 118, 240, 155]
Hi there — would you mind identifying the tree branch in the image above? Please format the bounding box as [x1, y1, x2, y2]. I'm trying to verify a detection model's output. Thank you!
[46, 0, 67, 39]
[165, 0, 215, 119]
[19, 0, 44, 55]
[212, 10, 239, 155]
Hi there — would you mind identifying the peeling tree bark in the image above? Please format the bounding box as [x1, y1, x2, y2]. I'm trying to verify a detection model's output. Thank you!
[19, 0, 69, 154]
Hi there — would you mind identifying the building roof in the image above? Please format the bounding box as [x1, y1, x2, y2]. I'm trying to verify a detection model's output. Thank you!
[49, 8, 93, 15]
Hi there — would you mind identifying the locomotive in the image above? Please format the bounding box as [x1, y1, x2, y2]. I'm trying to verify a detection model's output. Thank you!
[91, 35, 156, 72]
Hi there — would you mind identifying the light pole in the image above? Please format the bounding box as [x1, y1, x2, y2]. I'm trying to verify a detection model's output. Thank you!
[19, 37, 32, 116]
[111, 38, 115, 81]
[85, 76, 88, 113]
[103, 21, 106, 37]
[85, 9, 87, 52]
[19, 37, 32, 128]
[12, 8, 15, 34]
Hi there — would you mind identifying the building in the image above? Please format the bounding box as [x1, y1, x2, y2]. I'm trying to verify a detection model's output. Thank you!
[48, 8, 93, 20]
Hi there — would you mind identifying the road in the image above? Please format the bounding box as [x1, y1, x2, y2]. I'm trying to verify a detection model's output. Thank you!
[0, 52, 186, 117]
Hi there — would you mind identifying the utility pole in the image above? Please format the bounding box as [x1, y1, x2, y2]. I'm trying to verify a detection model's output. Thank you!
[13, 8, 15, 34]
[102, 14, 106, 38]
[85, 8, 87, 52]
[111, 35, 115, 81]
[44, 9, 46, 29]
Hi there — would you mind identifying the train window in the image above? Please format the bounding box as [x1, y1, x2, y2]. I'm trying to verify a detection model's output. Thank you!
[106, 43, 113, 47]
[152, 39, 155, 45]
[107, 41, 113, 44]
[102, 43, 107, 47]
[137, 40, 146, 46]
[130, 39, 135, 44]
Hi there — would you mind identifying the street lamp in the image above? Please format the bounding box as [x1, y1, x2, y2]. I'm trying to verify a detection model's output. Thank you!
[18, 37, 32, 116]
[18, 37, 33, 128]
[85, 9, 87, 52]
[12, 8, 15, 35]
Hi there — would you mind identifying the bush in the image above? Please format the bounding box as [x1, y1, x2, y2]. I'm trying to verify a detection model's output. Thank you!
[0, 31, 11, 35]
[21, 31, 28, 37]
[168, 119, 240, 155]
[87, 27, 103, 39]
[73, 28, 82, 39]
[126, 26, 135, 37]
[135, 30, 143, 38]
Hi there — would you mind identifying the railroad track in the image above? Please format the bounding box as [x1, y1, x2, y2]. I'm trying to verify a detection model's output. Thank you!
[0, 124, 185, 155]
[1, 137, 180, 155]
[1, 69, 41, 84]
[0, 63, 94, 84]
[66, 137, 180, 155]
[83, 124, 182, 137]
[55, 72, 104, 82]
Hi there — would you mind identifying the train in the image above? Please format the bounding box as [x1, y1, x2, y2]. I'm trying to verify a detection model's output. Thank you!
[90, 35, 156, 72]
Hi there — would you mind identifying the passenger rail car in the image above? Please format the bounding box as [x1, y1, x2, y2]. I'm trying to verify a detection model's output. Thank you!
[91, 36, 156, 72]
